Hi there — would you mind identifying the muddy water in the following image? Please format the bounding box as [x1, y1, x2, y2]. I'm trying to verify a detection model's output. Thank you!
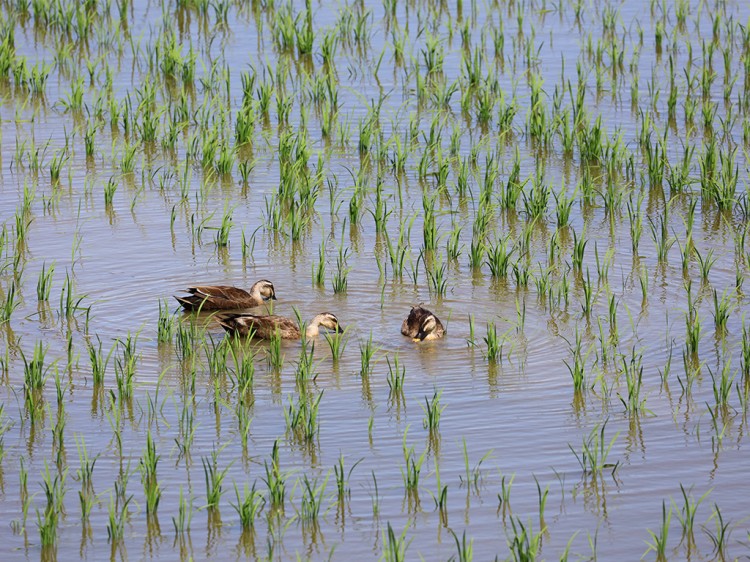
[1, 0, 750, 560]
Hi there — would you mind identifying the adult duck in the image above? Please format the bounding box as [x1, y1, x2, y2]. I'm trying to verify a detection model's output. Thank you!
[174, 279, 276, 311]
[401, 305, 445, 341]
[218, 312, 343, 340]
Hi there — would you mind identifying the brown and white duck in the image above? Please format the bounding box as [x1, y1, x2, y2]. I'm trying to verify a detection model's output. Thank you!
[174, 279, 276, 311]
[218, 312, 343, 340]
[401, 305, 445, 341]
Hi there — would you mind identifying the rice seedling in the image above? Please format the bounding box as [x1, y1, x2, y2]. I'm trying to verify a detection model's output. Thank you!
[741, 320, 750, 380]
[104, 393, 126, 460]
[581, 269, 595, 319]
[139, 431, 162, 515]
[421, 389, 444, 431]
[676, 234, 693, 274]
[294, 337, 317, 383]
[401, 430, 426, 502]
[359, 331, 377, 378]
[265, 330, 285, 373]
[171, 486, 193, 535]
[448, 529, 474, 562]
[215, 141, 235, 176]
[386, 355, 405, 395]
[506, 517, 545, 561]
[703, 504, 731, 560]
[695, 247, 717, 284]
[384, 215, 414, 279]
[564, 328, 587, 392]
[446, 222, 462, 261]
[706, 401, 729, 448]
[49, 149, 67, 183]
[24, 382, 45, 426]
[467, 231, 487, 270]
[426, 255, 448, 297]
[231, 482, 265, 530]
[87, 335, 113, 386]
[312, 240, 326, 286]
[712, 289, 732, 334]
[262, 441, 286, 512]
[485, 235, 515, 279]
[569, 420, 620, 476]
[298, 474, 328, 525]
[120, 140, 138, 174]
[554, 185, 575, 228]
[333, 454, 361, 506]
[227, 340, 255, 393]
[513, 263, 531, 290]
[36, 261, 55, 301]
[14, 456, 30, 531]
[59, 271, 86, 318]
[429, 457, 449, 525]
[571, 229, 587, 273]
[677, 347, 702, 400]
[36, 462, 67, 548]
[205, 334, 230, 378]
[643, 500, 672, 561]
[285, 389, 324, 443]
[672, 484, 711, 544]
[648, 213, 675, 263]
[331, 244, 350, 294]
[381, 522, 410, 562]
[212, 205, 233, 248]
[638, 265, 649, 303]
[21, 340, 50, 391]
[458, 439, 493, 495]
[0, 404, 11, 463]
[483, 321, 503, 363]
[421, 192, 438, 252]
[522, 174, 550, 219]
[708, 359, 736, 409]
[113, 331, 138, 400]
[74, 435, 97, 517]
[156, 299, 176, 343]
[0, 280, 21, 324]
[174, 399, 196, 462]
[684, 283, 702, 356]
[202, 448, 231, 511]
[534, 475, 550, 526]
[619, 347, 647, 415]
[51, 404, 67, 465]
[324, 326, 348, 362]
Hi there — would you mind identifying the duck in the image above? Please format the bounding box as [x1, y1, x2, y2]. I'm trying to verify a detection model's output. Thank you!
[174, 279, 276, 311]
[218, 312, 343, 340]
[401, 305, 445, 341]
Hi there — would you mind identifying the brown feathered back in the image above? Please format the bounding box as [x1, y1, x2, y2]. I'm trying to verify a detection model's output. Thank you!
[401, 306, 444, 340]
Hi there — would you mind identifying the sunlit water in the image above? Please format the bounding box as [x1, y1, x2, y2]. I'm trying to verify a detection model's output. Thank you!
[1, 0, 749, 560]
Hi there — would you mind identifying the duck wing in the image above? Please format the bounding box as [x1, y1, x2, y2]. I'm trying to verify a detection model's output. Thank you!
[219, 314, 298, 339]
[189, 285, 251, 300]
[176, 285, 253, 310]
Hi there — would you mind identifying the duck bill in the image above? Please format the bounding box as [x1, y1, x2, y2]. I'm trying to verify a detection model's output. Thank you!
[337, 325, 344, 333]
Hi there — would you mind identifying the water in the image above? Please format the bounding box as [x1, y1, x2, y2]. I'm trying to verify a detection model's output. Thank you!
[1, 0, 749, 559]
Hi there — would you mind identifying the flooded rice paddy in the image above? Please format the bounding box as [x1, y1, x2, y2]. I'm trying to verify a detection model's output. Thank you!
[1, 0, 750, 559]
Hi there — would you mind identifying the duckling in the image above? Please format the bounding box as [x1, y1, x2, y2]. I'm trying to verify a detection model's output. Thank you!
[401, 305, 445, 342]
[174, 279, 276, 311]
[218, 312, 343, 340]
